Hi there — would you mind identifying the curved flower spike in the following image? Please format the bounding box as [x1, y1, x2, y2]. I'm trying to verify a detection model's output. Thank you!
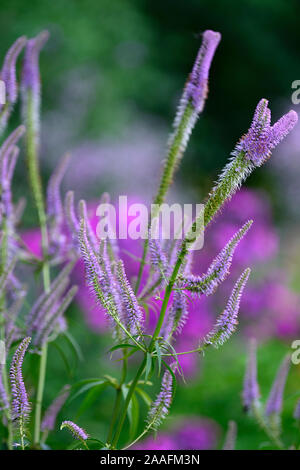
[60, 420, 89, 447]
[1, 36, 27, 105]
[203, 268, 251, 348]
[204, 100, 297, 226]
[179, 220, 252, 296]
[146, 366, 174, 431]
[9, 337, 31, 442]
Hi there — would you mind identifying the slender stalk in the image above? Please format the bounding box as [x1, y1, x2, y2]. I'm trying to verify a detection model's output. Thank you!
[106, 352, 127, 444]
[111, 356, 146, 449]
[34, 343, 48, 445]
[24, 90, 51, 446]
[134, 105, 194, 295]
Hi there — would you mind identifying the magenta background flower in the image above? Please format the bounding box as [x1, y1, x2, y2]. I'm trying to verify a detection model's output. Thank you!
[134, 417, 219, 450]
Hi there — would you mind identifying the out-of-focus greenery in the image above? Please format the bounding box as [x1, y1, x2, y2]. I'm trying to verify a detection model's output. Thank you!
[0, 0, 299, 450]
[1, 0, 300, 206]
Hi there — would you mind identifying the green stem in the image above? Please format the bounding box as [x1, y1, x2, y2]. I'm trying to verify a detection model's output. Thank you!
[111, 356, 146, 449]
[106, 352, 128, 445]
[134, 104, 194, 295]
[34, 343, 48, 445]
[24, 90, 51, 446]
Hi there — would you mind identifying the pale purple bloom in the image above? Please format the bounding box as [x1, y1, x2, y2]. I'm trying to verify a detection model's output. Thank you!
[182, 30, 221, 113]
[243, 339, 260, 411]
[237, 99, 298, 166]
[61, 420, 89, 441]
[163, 289, 188, 339]
[265, 354, 290, 416]
[204, 268, 251, 348]
[9, 337, 31, 423]
[22, 31, 49, 95]
[41, 385, 70, 432]
[0, 36, 26, 105]
[147, 367, 174, 430]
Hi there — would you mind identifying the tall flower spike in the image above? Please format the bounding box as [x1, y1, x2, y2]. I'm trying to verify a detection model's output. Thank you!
[41, 385, 70, 432]
[9, 337, 31, 441]
[243, 338, 260, 412]
[181, 30, 221, 115]
[116, 260, 144, 336]
[153, 30, 221, 210]
[179, 220, 252, 296]
[60, 420, 89, 443]
[203, 100, 297, 226]
[146, 367, 174, 431]
[265, 354, 290, 416]
[203, 268, 251, 348]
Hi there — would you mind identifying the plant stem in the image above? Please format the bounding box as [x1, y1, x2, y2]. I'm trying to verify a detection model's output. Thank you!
[134, 104, 194, 295]
[34, 343, 48, 445]
[106, 352, 128, 445]
[111, 356, 146, 449]
[24, 90, 51, 446]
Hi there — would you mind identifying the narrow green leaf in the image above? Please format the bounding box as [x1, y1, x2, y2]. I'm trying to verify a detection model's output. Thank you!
[155, 341, 162, 376]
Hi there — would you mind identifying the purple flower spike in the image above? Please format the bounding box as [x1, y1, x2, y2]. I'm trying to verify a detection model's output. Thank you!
[116, 260, 144, 336]
[179, 220, 252, 296]
[243, 338, 260, 412]
[237, 99, 298, 166]
[60, 420, 89, 441]
[265, 354, 290, 416]
[184, 30, 221, 113]
[147, 367, 174, 431]
[1, 36, 27, 105]
[163, 289, 188, 339]
[22, 31, 49, 95]
[41, 385, 70, 432]
[204, 268, 251, 348]
[9, 337, 31, 424]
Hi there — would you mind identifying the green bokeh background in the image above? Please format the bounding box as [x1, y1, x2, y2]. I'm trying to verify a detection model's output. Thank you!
[0, 0, 300, 450]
